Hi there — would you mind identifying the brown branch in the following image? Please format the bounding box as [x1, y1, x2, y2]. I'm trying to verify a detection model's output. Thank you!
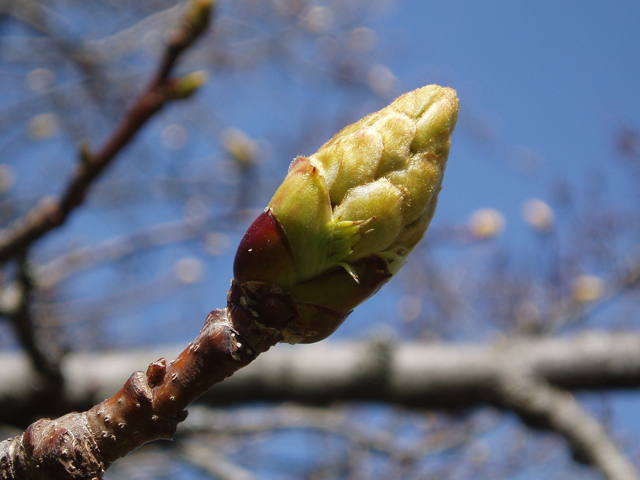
[0, 287, 284, 479]
[0, 0, 213, 266]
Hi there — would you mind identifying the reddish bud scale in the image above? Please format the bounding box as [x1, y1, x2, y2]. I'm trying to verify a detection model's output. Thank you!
[233, 210, 295, 286]
[232, 213, 393, 343]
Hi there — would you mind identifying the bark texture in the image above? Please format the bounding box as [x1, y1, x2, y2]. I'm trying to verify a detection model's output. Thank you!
[0, 297, 284, 479]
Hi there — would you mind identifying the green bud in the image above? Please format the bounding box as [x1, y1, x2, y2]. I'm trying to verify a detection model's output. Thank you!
[232, 85, 458, 343]
[222, 128, 258, 167]
[172, 71, 208, 99]
[181, 0, 215, 39]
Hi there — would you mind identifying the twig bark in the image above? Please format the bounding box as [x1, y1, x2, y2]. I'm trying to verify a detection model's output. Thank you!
[0, 294, 283, 479]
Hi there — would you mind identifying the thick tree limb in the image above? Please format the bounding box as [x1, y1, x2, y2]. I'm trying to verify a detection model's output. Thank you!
[2, 330, 638, 479]
[1, 331, 637, 478]
[208, 331, 640, 408]
[2, 331, 639, 420]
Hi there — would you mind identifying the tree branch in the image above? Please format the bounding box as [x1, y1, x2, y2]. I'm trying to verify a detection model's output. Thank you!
[0, 0, 212, 265]
[0, 297, 282, 479]
[1, 331, 638, 478]
[9, 251, 63, 384]
[3, 331, 639, 421]
[36, 215, 210, 291]
[494, 369, 638, 480]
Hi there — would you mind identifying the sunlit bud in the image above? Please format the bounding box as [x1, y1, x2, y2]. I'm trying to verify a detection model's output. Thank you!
[522, 198, 554, 232]
[28, 113, 60, 139]
[572, 275, 604, 303]
[368, 65, 396, 96]
[77, 140, 93, 165]
[301, 6, 333, 33]
[514, 300, 542, 333]
[162, 124, 188, 150]
[0, 282, 22, 315]
[173, 71, 208, 100]
[397, 295, 422, 322]
[180, 0, 215, 38]
[468, 209, 505, 239]
[233, 85, 458, 343]
[348, 28, 376, 53]
[26, 68, 55, 93]
[205, 232, 230, 256]
[222, 128, 258, 167]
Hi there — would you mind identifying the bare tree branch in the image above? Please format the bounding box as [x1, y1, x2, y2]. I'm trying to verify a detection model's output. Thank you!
[494, 369, 638, 480]
[548, 249, 640, 332]
[2, 332, 637, 478]
[178, 438, 256, 480]
[36, 215, 209, 291]
[2, 332, 638, 419]
[0, 335, 637, 411]
[180, 404, 482, 462]
[0, 0, 212, 265]
[0, 3, 220, 477]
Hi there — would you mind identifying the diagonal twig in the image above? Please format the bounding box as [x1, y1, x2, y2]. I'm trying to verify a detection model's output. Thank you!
[0, 0, 213, 265]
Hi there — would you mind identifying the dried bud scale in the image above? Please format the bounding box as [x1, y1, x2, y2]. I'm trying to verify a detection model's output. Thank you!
[233, 85, 458, 344]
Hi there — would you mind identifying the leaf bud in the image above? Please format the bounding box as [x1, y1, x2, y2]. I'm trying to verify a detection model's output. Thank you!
[232, 85, 459, 343]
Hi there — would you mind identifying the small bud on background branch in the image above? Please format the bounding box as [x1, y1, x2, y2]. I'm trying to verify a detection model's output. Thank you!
[171, 70, 209, 99]
[0, 0, 213, 266]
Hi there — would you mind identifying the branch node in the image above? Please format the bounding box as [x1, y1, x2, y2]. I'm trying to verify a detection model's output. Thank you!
[146, 358, 167, 388]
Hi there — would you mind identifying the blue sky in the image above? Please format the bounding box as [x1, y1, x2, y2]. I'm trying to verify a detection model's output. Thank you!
[379, 1, 639, 225]
[2, 1, 639, 476]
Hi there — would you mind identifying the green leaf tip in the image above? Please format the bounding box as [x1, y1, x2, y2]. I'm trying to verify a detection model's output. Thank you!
[232, 85, 459, 343]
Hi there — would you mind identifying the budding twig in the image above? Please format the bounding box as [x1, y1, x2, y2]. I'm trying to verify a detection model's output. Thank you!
[0, 0, 213, 265]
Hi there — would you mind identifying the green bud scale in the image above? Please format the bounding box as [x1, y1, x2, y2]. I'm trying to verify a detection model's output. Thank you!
[231, 85, 459, 344]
